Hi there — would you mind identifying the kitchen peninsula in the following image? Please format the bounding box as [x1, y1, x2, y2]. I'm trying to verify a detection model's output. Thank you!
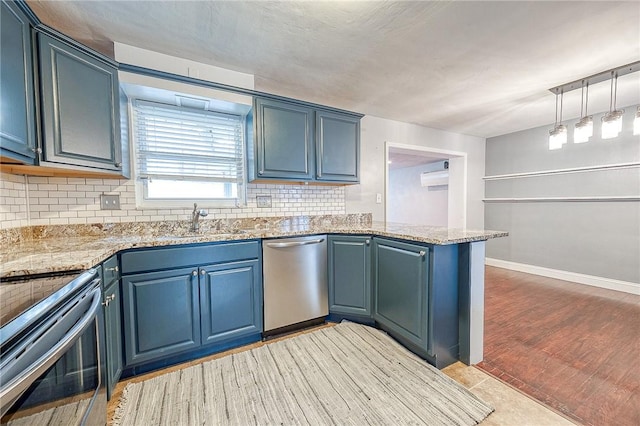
[1, 214, 506, 374]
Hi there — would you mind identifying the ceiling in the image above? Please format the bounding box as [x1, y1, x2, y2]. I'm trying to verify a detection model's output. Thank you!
[388, 147, 447, 170]
[26, 1, 640, 138]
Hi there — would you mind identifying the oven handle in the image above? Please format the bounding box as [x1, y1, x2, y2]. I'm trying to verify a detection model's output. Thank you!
[0, 285, 102, 417]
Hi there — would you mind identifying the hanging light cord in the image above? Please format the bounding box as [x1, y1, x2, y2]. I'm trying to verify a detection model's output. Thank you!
[580, 82, 585, 117]
[608, 71, 615, 112]
[613, 73, 618, 111]
[559, 90, 564, 123]
[584, 81, 589, 116]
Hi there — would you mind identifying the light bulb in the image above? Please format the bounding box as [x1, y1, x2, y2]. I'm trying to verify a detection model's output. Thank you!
[634, 108, 640, 136]
[574, 116, 593, 143]
[549, 124, 567, 150]
[601, 110, 624, 139]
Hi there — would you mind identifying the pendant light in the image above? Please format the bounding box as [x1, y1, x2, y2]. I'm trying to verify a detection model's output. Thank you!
[601, 71, 624, 139]
[633, 106, 640, 136]
[549, 90, 567, 150]
[574, 80, 593, 143]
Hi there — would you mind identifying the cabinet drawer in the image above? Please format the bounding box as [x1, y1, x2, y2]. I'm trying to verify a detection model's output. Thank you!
[102, 255, 119, 284]
[121, 241, 260, 274]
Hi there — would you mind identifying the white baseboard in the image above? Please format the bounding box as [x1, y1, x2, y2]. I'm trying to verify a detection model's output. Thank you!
[485, 258, 640, 295]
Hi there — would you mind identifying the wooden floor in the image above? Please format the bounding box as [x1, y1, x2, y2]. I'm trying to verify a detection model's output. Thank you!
[478, 266, 640, 426]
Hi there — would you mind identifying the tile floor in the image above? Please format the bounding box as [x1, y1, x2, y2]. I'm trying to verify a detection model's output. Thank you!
[442, 362, 575, 425]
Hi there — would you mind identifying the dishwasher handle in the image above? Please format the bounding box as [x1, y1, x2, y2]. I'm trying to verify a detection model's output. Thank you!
[266, 238, 325, 248]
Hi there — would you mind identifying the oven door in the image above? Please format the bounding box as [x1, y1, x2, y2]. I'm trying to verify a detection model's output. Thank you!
[0, 275, 106, 426]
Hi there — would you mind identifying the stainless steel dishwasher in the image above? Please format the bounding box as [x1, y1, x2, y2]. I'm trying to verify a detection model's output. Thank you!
[262, 235, 328, 333]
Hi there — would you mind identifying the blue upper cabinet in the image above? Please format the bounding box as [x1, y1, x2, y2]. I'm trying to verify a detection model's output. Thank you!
[37, 32, 123, 173]
[253, 97, 314, 181]
[0, 0, 37, 164]
[316, 111, 360, 183]
[250, 96, 361, 184]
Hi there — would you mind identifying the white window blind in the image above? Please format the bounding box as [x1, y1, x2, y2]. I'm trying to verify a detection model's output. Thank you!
[132, 100, 245, 203]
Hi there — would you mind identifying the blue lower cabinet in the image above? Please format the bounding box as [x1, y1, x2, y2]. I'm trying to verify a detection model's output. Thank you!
[199, 259, 262, 345]
[373, 237, 459, 368]
[328, 235, 372, 319]
[373, 238, 429, 348]
[122, 267, 201, 366]
[120, 241, 263, 372]
[103, 279, 122, 399]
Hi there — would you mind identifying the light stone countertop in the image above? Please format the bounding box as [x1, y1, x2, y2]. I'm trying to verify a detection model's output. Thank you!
[0, 216, 507, 279]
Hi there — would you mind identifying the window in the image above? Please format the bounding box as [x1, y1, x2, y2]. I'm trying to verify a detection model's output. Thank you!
[132, 100, 246, 207]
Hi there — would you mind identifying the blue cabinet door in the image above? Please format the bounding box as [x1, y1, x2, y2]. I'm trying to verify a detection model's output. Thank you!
[253, 97, 314, 181]
[328, 235, 371, 317]
[316, 111, 360, 183]
[103, 279, 122, 399]
[37, 32, 122, 172]
[373, 238, 429, 349]
[199, 259, 263, 345]
[121, 268, 201, 366]
[0, 0, 36, 163]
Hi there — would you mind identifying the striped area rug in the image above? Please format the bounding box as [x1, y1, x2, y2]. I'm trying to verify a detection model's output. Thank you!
[114, 322, 493, 425]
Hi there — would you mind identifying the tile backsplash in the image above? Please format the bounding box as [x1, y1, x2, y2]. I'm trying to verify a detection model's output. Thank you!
[0, 172, 345, 229]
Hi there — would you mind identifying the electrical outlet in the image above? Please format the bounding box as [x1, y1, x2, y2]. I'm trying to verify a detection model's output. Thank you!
[100, 194, 120, 210]
[376, 193, 382, 204]
[256, 195, 272, 208]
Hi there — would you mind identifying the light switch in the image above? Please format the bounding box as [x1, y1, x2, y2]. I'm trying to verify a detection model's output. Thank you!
[376, 193, 382, 204]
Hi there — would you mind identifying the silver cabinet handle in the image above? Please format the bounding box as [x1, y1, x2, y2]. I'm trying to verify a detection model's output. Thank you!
[192, 270, 198, 276]
[102, 293, 115, 306]
[115, 162, 122, 168]
[0, 287, 101, 416]
[200, 270, 206, 276]
[106, 266, 119, 272]
[266, 238, 325, 248]
[31, 147, 42, 154]
[365, 239, 370, 245]
[419, 250, 426, 257]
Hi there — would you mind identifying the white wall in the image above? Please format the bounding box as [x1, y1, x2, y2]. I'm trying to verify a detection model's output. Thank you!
[345, 115, 486, 229]
[388, 164, 448, 226]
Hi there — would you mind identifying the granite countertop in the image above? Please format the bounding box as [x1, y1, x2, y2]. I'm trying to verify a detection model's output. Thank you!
[0, 215, 507, 279]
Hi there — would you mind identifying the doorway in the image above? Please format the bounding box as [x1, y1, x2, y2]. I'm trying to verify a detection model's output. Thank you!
[385, 143, 467, 228]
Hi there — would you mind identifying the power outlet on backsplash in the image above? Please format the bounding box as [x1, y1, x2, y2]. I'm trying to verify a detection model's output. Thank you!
[100, 194, 121, 210]
[256, 195, 272, 208]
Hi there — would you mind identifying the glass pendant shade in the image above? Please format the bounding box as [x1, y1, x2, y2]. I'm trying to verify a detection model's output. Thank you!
[549, 124, 567, 150]
[574, 116, 593, 143]
[634, 108, 640, 136]
[601, 110, 624, 139]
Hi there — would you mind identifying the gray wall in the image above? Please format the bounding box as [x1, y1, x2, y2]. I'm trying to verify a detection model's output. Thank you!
[388, 164, 448, 226]
[485, 105, 640, 284]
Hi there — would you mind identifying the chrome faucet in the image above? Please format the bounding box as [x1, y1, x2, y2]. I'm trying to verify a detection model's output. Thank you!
[191, 203, 208, 232]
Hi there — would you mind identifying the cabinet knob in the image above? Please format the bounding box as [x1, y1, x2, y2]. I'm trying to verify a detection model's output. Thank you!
[419, 250, 426, 257]
[200, 270, 206, 276]
[115, 162, 122, 168]
[192, 270, 198, 276]
[31, 147, 42, 154]
[365, 239, 370, 245]
[258, 170, 264, 175]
